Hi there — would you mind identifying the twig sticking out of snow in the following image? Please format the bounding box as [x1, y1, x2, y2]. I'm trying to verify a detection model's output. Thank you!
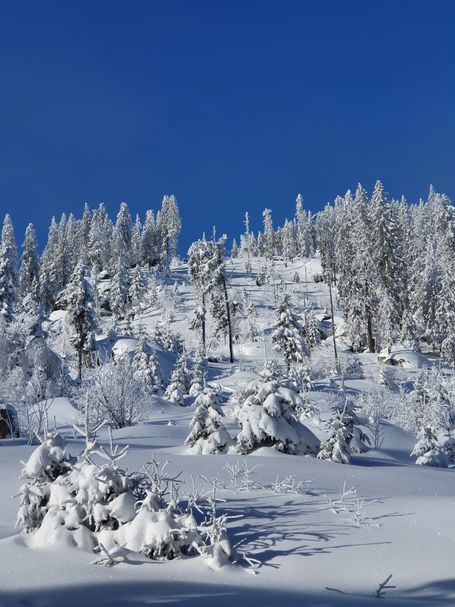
[325, 481, 357, 514]
[223, 459, 260, 491]
[94, 427, 129, 466]
[92, 542, 118, 567]
[269, 474, 312, 495]
[324, 482, 379, 526]
[141, 454, 183, 510]
[375, 574, 396, 598]
[198, 480, 260, 574]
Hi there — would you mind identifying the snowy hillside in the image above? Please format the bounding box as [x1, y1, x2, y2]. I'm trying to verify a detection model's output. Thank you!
[1, 192, 455, 606]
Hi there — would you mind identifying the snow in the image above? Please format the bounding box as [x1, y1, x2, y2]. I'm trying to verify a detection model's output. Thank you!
[2, 254, 455, 606]
[381, 349, 431, 369]
[112, 337, 139, 358]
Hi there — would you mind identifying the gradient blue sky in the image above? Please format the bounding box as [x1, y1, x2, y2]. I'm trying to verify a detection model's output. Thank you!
[0, 0, 454, 251]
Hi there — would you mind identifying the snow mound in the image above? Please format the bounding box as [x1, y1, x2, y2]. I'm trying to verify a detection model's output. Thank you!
[380, 350, 430, 369]
[46, 397, 79, 429]
[112, 337, 139, 358]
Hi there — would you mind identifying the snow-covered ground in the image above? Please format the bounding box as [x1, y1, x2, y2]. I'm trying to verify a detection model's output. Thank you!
[1, 256, 454, 607]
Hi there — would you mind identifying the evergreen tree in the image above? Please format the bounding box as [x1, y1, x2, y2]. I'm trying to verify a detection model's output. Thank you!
[317, 390, 370, 464]
[156, 194, 181, 268]
[272, 292, 308, 371]
[129, 265, 146, 318]
[282, 219, 296, 265]
[58, 263, 98, 380]
[110, 253, 130, 322]
[185, 388, 233, 454]
[113, 202, 133, 269]
[411, 426, 447, 467]
[19, 224, 40, 297]
[295, 194, 313, 258]
[236, 369, 319, 455]
[1, 214, 18, 283]
[262, 208, 274, 261]
[39, 217, 60, 310]
[131, 214, 143, 267]
[304, 311, 321, 349]
[141, 210, 158, 268]
[0, 214, 18, 320]
[189, 351, 205, 396]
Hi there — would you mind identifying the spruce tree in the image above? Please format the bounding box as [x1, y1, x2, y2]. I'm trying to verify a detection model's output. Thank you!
[19, 224, 40, 297]
[185, 387, 233, 454]
[272, 292, 308, 371]
[58, 263, 98, 380]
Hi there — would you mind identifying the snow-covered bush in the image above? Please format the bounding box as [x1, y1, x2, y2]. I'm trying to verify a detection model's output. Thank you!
[15, 432, 254, 570]
[411, 426, 448, 467]
[132, 338, 163, 395]
[318, 390, 370, 464]
[358, 389, 393, 450]
[85, 355, 149, 428]
[152, 321, 183, 354]
[16, 432, 73, 533]
[185, 388, 233, 454]
[235, 369, 319, 455]
[189, 352, 205, 397]
[164, 352, 191, 405]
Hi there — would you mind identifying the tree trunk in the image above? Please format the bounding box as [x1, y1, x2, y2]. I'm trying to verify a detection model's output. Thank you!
[221, 278, 234, 363]
[367, 310, 375, 353]
[201, 292, 206, 355]
[78, 345, 83, 381]
[328, 277, 339, 372]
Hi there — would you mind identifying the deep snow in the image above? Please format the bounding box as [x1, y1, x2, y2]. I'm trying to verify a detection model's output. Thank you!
[1, 255, 455, 607]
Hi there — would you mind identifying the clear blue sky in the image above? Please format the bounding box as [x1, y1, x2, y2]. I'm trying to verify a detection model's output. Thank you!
[0, 0, 454, 252]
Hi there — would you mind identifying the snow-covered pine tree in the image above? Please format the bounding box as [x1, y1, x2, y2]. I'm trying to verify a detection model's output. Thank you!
[262, 208, 274, 261]
[315, 202, 337, 284]
[368, 180, 404, 348]
[295, 194, 313, 258]
[112, 202, 133, 270]
[16, 432, 73, 533]
[188, 239, 214, 354]
[39, 217, 60, 310]
[411, 426, 447, 467]
[88, 203, 113, 276]
[149, 351, 164, 394]
[129, 264, 146, 318]
[336, 185, 378, 352]
[241, 288, 258, 341]
[185, 387, 233, 454]
[58, 262, 99, 380]
[132, 338, 160, 395]
[156, 194, 181, 270]
[19, 223, 40, 298]
[317, 388, 370, 464]
[272, 292, 308, 371]
[79, 202, 92, 259]
[236, 369, 319, 455]
[1, 214, 18, 283]
[189, 351, 205, 397]
[110, 253, 130, 322]
[304, 310, 321, 349]
[141, 210, 159, 268]
[239, 212, 254, 274]
[164, 352, 191, 405]
[0, 214, 18, 320]
[131, 213, 143, 267]
[282, 219, 296, 265]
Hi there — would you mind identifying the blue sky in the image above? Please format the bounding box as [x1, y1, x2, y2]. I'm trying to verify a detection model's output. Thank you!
[0, 0, 454, 252]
